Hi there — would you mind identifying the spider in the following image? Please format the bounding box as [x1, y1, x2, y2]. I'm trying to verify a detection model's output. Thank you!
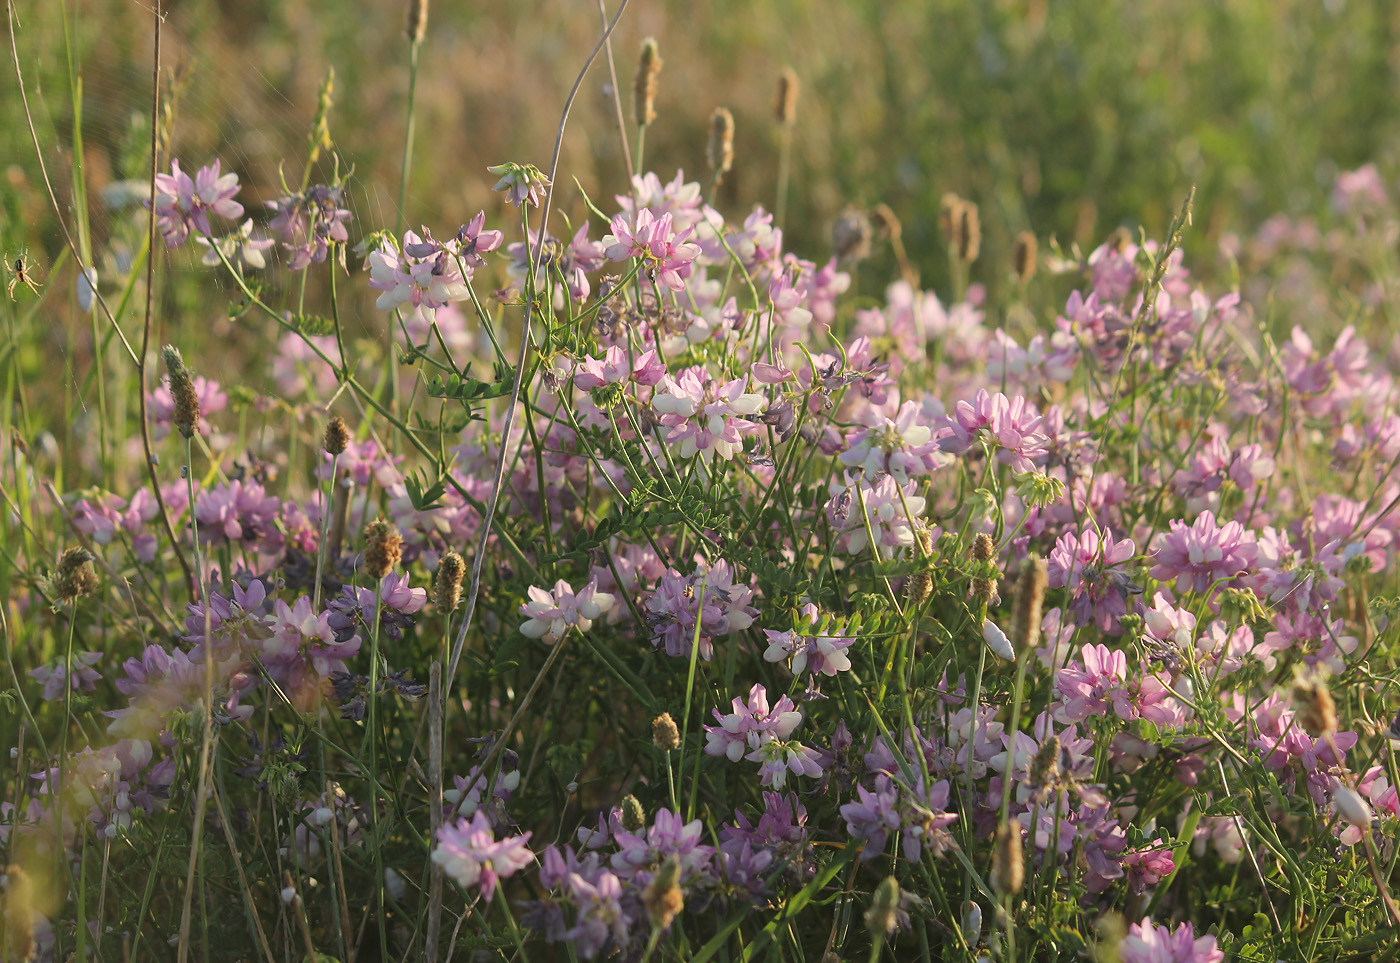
[6, 254, 42, 301]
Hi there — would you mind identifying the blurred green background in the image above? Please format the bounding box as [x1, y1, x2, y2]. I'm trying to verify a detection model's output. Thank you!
[4, 0, 1400, 320]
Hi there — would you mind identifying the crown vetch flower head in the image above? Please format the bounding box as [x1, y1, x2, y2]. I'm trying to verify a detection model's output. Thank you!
[150, 159, 244, 248]
[519, 578, 616, 644]
[432, 810, 534, 902]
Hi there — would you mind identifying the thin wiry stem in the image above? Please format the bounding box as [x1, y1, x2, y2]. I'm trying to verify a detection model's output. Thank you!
[443, 0, 632, 695]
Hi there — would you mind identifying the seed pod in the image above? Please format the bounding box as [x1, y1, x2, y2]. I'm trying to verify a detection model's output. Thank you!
[362, 518, 403, 580]
[775, 67, 800, 126]
[970, 533, 1000, 607]
[406, 0, 428, 44]
[620, 794, 646, 833]
[52, 548, 98, 603]
[1011, 557, 1048, 657]
[652, 712, 681, 751]
[643, 855, 684, 929]
[865, 876, 901, 937]
[434, 551, 465, 612]
[323, 415, 349, 455]
[707, 108, 735, 184]
[1013, 230, 1038, 285]
[991, 821, 1024, 895]
[634, 38, 663, 127]
[162, 344, 200, 439]
[971, 532, 995, 562]
[1029, 736, 1060, 790]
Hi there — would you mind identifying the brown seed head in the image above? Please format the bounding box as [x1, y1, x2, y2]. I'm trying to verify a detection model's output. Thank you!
[52, 548, 98, 603]
[652, 712, 681, 751]
[434, 551, 465, 612]
[1029, 735, 1060, 789]
[643, 855, 684, 930]
[161, 344, 200, 439]
[971, 532, 995, 562]
[956, 201, 982, 265]
[939, 193, 965, 242]
[620, 794, 646, 833]
[871, 203, 902, 242]
[634, 38, 663, 127]
[992, 820, 1024, 895]
[1011, 557, 1048, 656]
[905, 571, 933, 607]
[775, 67, 800, 126]
[406, 0, 428, 44]
[832, 206, 873, 266]
[1013, 230, 1038, 285]
[362, 518, 403, 580]
[707, 108, 735, 182]
[323, 415, 349, 455]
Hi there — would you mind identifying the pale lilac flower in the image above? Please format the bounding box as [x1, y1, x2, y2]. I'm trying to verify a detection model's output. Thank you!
[825, 473, 927, 559]
[519, 577, 616, 643]
[704, 685, 822, 789]
[28, 651, 102, 701]
[939, 388, 1050, 473]
[266, 184, 353, 270]
[840, 774, 958, 862]
[644, 559, 756, 660]
[616, 169, 706, 232]
[1120, 917, 1224, 963]
[651, 367, 765, 463]
[762, 612, 854, 677]
[573, 345, 664, 391]
[610, 807, 715, 884]
[1149, 511, 1256, 595]
[433, 810, 534, 902]
[839, 400, 949, 481]
[1047, 527, 1138, 632]
[195, 218, 274, 270]
[150, 159, 244, 248]
[367, 230, 473, 311]
[194, 480, 282, 553]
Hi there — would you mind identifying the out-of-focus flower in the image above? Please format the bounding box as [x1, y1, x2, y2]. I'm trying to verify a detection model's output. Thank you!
[150, 159, 244, 248]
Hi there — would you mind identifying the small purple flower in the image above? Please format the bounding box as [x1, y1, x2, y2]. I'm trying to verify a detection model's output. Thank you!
[28, 652, 102, 701]
[645, 559, 757, 661]
[1047, 527, 1138, 632]
[488, 162, 551, 208]
[150, 159, 244, 248]
[266, 183, 353, 270]
[433, 810, 534, 902]
[762, 605, 854, 677]
[610, 807, 715, 885]
[651, 367, 765, 464]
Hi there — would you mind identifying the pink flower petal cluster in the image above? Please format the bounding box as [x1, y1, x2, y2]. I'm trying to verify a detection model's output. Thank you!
[1120, 917, 1224, 963]
[939, 389, 1050, 473]
[433, 810, 534, 902]
[519, 577, 616, 644]
[704, 684, 823, 789]
[602, 208, 701, 292]
[150, 159, 244, 248]
[1149, 511, 1256, 595]
[651, 368, 765, 463]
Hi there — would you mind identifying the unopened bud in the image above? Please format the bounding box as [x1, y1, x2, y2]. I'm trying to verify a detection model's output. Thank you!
[652, 712, 680, 751]
[1294, 673, 1337, 737]
[643, 855, 683, 930]
[1011, 557, 1048, 657]
[1333, 786, 1372, 827]
[865, 875, 901, 937]
[162, 344, 200, 439]
[775, 67, 800, 126]
[634, 38, 663, 127]
[620, 794, 646, 833]
[434, 551, 465, 612]
[362, 518, 403, 580]
[991, 821, 1024, 895]
[406, 0, 428, 44]
[323, 415, 349, 455]
[1013, 230, 1038, 285]
[707, 108, 735, 184]
[52, 548, 98, 603]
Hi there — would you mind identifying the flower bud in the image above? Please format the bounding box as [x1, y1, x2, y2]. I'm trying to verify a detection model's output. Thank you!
[323, 415, 349, 455]
[982, 620, 1014, 661]
[707, 108, 735, 184]
[652, 712, 680, 751]
[52, 548, 98, 603]
[362, 518, 403, 580]
[643, 855, 683, 930]
[961, 900, 984, 944]
[1333, 786, 1372, 827]
[620, 794, 646, 833]
[406, 0, 428, 43]
[1011, 557, 1048, 657]
[434, 551, 465, 612]
[865, 875, 901, 937]
[906, 571, 933, 607]
[775, 67, 800, 126]
[1013, 231, 1038, 285]
[161, 344, 200, 439]
[634, 38, 663, 127]
[991, 821, 1024, 895]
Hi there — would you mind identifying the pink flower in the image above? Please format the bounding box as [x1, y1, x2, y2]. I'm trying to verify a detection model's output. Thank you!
[150, 159, 244, 248]
[1149, 511, 1256, 595]
[1121, 917, 1223, 963]
[651, 368, 765, 463]
[939, 389, 1050, 474]
[519, 578, 616, 643]
[433, 810, 534, 902]
[839, 400, 950, 482]
[1047, 527, 1138, 632]
[601, 209, 701, 292]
